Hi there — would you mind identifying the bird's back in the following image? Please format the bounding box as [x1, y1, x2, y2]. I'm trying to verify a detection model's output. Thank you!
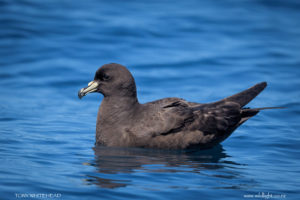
[127, 82, 269, 149]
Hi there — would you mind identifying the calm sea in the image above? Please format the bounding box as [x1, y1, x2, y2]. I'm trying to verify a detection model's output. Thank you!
[1, 0, 300, 199]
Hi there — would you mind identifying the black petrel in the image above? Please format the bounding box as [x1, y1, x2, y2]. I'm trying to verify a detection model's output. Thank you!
[78, 63, 280, 149]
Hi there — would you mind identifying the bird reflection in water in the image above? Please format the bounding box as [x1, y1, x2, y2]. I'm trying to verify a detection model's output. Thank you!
[83, 145, 246, 189]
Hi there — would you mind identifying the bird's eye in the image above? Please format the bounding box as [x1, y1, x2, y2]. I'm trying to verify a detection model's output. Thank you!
[101, 73, 110, 81]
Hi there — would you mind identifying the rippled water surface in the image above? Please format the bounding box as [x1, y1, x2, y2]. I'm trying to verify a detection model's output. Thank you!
[1, 0, 300, 199]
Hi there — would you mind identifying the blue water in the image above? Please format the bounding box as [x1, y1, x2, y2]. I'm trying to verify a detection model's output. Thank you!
[1, 0, 300, 199]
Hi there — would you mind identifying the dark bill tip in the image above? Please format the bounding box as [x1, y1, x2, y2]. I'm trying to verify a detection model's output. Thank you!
[78, 88, 85, 99]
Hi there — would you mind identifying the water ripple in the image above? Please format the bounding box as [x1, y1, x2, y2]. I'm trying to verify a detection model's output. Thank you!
[1, 0, 300, 199]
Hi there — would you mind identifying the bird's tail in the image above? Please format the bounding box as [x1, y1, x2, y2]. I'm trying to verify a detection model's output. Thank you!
[239, 106, 284, 124]
[243, 107, 285, 111]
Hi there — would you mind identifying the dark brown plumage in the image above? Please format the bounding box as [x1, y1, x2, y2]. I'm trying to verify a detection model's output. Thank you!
[78, 63, 276, 149]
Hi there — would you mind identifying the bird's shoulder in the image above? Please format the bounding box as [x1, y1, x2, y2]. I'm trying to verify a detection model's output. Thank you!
[145, 97, 188, 107]
[128, 98, 194, 138]
[145, 97, 203, 108]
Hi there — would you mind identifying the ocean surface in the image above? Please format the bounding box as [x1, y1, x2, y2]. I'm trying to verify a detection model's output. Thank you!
[1, 0, 300, 199]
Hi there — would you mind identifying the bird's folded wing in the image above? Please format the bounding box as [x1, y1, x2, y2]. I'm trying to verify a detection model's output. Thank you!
[129, 98, 194, 138]
[129, 98, 243, 145]
[193, 101, 242, 137]
[213, 82, 267, 108]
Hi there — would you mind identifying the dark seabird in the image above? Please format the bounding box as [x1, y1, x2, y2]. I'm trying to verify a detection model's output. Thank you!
[78, 63, 280, 149]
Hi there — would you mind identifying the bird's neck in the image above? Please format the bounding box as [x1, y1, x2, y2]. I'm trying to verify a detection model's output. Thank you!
[98, 95, 140, 124]
[103, 95, 139, 109]
[96, 95, 140, 145]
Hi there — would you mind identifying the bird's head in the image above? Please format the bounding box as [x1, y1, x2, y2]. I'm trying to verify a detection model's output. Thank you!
[78, 63, 137, 99]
